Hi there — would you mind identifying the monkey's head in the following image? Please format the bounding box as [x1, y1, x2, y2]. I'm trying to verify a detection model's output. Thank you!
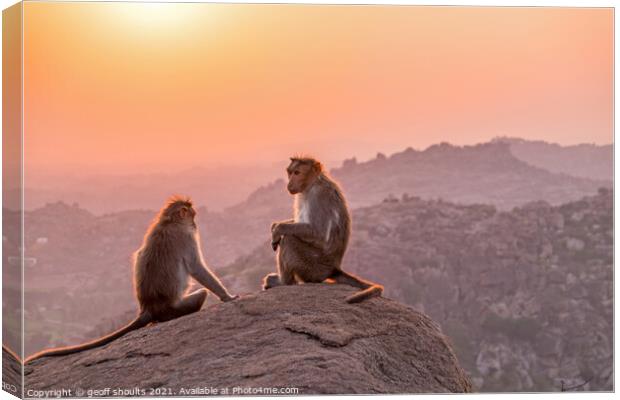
[159, 196, 197, 226]
[286, 156, 323, 195]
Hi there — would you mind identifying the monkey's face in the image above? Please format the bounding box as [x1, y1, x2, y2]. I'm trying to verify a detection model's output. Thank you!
[286, 161, 317, 195]
[178, 206, 196, 222]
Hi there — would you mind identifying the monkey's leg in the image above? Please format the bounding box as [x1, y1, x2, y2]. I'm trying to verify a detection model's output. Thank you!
[277, 239, 298, 285]
[263, 235, 305, 289]
[262, 241, 296, 289]
[160, 289, 208, 321]
[279, 235, 333, 284]
[262, 273, 283, 290]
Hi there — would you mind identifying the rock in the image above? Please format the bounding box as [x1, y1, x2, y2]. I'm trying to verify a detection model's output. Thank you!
[342, 157, 358, 169]
[571, 211, 584, 222]
[565, 238, 585, 251]
[597, 187, 610, 196]
[551, 213, 565, 230]
[540, 242, 554, 258]
[25, 285, 472, 395]
[2, 345, 22, 397]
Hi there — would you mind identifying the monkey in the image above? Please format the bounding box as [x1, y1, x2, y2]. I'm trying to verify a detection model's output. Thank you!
[262, 156, 383, 303]
[25, 196, 238, 363]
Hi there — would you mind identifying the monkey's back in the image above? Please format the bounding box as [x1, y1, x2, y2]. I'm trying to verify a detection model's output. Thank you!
[133, 224, 190, 315]
[313, 175, 351, 264]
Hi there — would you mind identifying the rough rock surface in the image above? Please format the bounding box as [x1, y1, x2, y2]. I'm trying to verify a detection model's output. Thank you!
[25, 285, 471, 395]
[2, 345, 22, 397]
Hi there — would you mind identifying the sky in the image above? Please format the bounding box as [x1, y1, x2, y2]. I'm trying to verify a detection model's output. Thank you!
[22, 3, 613, 174]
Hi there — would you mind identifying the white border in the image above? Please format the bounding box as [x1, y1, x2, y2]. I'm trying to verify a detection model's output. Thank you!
[0, 2, 616, 400]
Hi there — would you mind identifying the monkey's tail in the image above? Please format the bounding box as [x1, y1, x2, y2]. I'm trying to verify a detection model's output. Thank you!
[332, 270, 384, 303]
[25, 312, 152, 364]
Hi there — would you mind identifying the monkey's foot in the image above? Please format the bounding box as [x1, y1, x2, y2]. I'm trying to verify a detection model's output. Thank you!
[262, 273, 280, 290]
[221, 294, 240, 302]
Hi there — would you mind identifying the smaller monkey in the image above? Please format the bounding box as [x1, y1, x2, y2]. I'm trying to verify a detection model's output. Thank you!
[26, 196, 238, 363]
[263, 156, 383, 303]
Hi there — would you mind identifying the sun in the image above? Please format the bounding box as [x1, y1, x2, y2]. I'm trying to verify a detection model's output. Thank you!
[111, 2, 202, 33]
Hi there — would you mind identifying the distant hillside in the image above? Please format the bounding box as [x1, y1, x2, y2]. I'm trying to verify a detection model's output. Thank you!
[14, 138, 611, 215]
[330, 141, 609, 209]
[493, 137, 613, 181]
[223, 189, 613, 392]
[205, 141, 610, 265]
[18, 163, 284, 214]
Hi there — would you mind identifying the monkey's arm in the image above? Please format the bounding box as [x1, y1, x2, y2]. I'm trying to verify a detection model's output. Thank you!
[186, 246, 237, 302]
[270, 219, 295, 250]
[271, 219, 294, 232]
[273, 222, 326, 249]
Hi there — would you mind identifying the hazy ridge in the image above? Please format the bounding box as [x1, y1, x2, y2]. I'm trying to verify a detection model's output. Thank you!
[13, 138, 612, 213]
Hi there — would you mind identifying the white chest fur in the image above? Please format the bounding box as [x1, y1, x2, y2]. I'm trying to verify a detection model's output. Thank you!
[294, 191, 340, 244]
[294, 195, 311, 223]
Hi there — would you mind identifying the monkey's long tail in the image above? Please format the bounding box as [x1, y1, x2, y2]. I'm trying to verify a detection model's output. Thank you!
[25, 312, 152, 364]
[332, 270, 384, 303]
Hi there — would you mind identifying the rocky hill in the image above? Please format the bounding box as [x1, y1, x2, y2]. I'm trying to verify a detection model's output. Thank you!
[493, 137, 613, 181]
[331, 141, 609, 210]
[223, 189, 613, 392]
[24, 285, 471, 395]
[205, 141, 610, 266]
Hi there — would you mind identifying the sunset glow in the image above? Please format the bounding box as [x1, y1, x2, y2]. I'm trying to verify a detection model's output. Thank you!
[23, 3, 613, 174]
[114, 3, 197, 27]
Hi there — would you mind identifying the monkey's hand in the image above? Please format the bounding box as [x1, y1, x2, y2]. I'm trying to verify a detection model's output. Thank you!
[271, 224, 284, 251]
[221, 294, 239, 302]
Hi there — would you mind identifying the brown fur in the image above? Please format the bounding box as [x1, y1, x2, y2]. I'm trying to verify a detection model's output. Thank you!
[264, 157, 383, 303]
[26, 196, 237, 363]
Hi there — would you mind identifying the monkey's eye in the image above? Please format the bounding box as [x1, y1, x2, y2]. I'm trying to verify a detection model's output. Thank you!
[293, 170, 300, 176]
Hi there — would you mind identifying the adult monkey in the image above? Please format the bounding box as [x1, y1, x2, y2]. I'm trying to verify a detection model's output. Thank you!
[26, 196, 238, 363]
[263, 157, 383, 303]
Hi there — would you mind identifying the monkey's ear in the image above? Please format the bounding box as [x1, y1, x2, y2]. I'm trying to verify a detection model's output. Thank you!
[179, 207, 188, 219]
[312, 160, 322, 173]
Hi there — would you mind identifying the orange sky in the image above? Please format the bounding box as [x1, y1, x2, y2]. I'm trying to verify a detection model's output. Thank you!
[23, 3, 613, 173]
